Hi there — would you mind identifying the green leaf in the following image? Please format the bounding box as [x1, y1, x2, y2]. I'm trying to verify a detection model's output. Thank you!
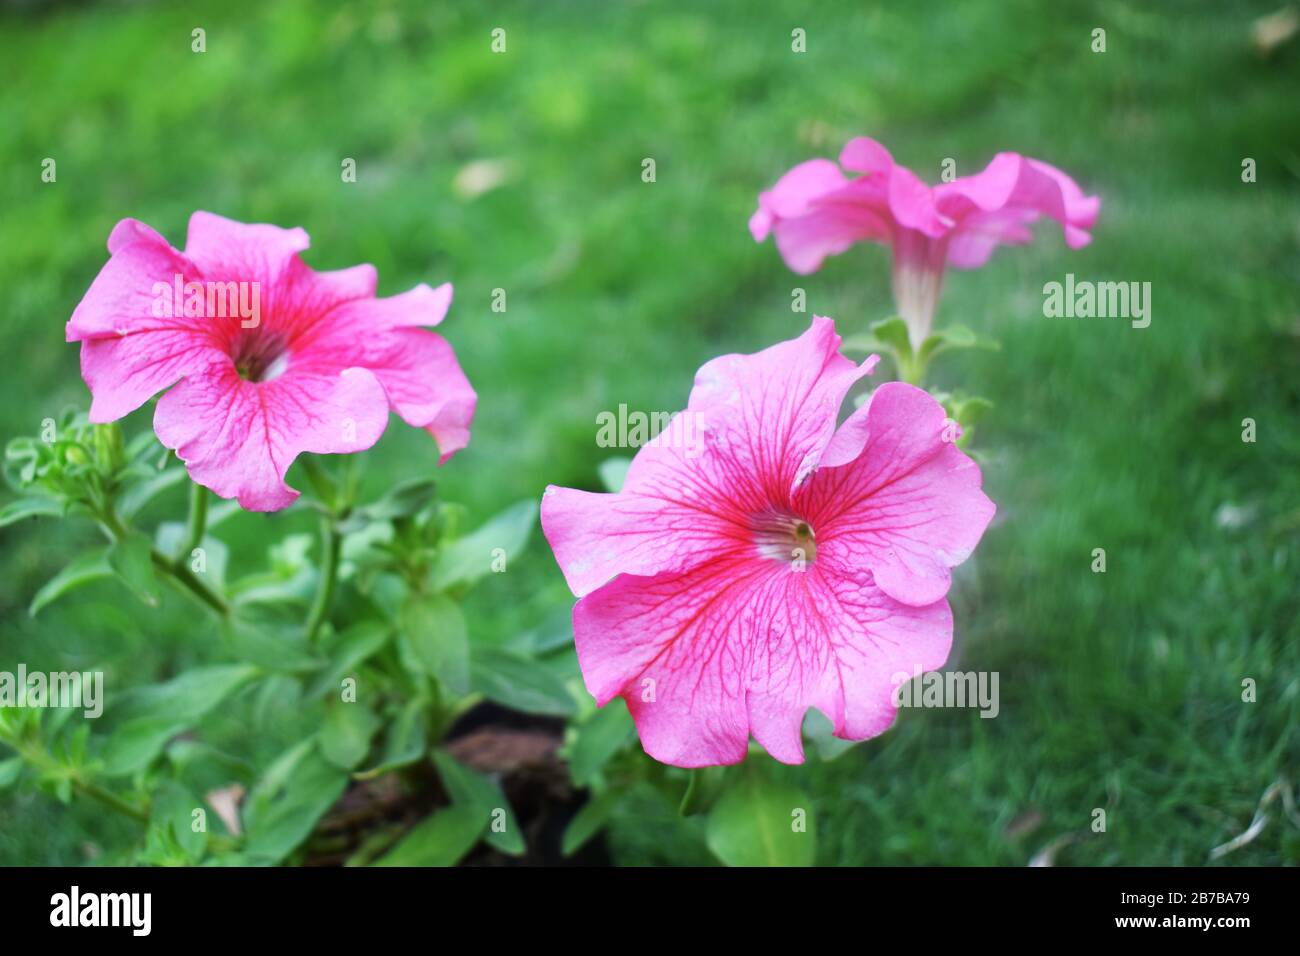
[679, 766, 729, 816]
[870, 316, 913, 361]
[838, 333, 887, 355]
[0, 757, 24, 789]
[244, 738, 314, 818]
[124, 429, 160, 461]
[155, 522, 229, 585]
[507, 604, 575, 656]
[562, 789, 619, 857]
[118, 466, 185, 519]
[107, 531, 162, 608]
[228, 567, 315, 607]
[363, 477, 437, 521]
[292, 456, 338, 507]
[150, 780, 207, 861]
[205, 499, 242, 530]
[432, 500, 537, 591]
[270, 533, 316, 575]
[139, 815, 192, 866]
[166, 739, 255, 781]
[29, 550, 113, 617]
[917, 324, 1000, 364]
[338, 519, 395, 571]
[319, 701, 380, 770]
[398, 594, 470, 695]
[102, 716, 188, 776]
[308, 620, 392, 697]
[353, 698, 429, 780]
[372, 803, 485, 867]
[801, 708, 858, 761]
[431, 750, 524, 856]
[0, 496, 65, 527]
[243, 741, 349, 864]
[936, 394, 994, 449]
[566, 698, 634, 788]
[250, 674, 302, 730]
[951, 396, 994, 428]
[119, 664, 259, 725]
[42, 703, 78, 743]
[103, 666, 257, 777]
[221, 616, 325, 674]
[705, 775, 815, 867]
[470, 646, 575, 717]
[597, 457, 632, 493]
[227, 534, 316, 607]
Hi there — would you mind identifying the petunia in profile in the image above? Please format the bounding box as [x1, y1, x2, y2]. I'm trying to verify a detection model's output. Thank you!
[542, 316, 994, 767]
[67, 212, 476, 511]
[750, 137, 1099, 348]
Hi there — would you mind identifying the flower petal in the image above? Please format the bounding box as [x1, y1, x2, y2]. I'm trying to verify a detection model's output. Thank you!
[542, 316, 873, 597]
[883, 163, 949, 238]
[750, 158, 849, 234]
[67, 219, 221, 421]
[936, 153, 1100, 261]
[77, 331, 226, 425]
[839, 136, 948, 238]
[292, 283, 470, 459]
[837, 136, 896, 176]
[573, 558, 764, 767]
[153, 362, 389, 511]
[183, 210, 310, 288]
[931, 151, 1023, 218]
[67, 213, 475, 511]
[945, 208, 1039, 269]
[309, 282, 453, 340]
[573, 554, 952, 767]
[541, 475, 740, 599]
[751, 158, 893, 274]
[358, 327, 476, 462]
[771, 189, 895, 274]
[757, 140, 1099, 277]
[803, 382, 995, 606]
[184, 212, 390, 350]
[684, 315, 872, 497]
[807, 565, 953, 742]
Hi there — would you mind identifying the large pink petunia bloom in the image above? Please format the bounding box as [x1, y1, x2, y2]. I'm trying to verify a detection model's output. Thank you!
[66, 212, 476, 511]
[542, 316, 995, 767]
[750, 137, 1100, 348]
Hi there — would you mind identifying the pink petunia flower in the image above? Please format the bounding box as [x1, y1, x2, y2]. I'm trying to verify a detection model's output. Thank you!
[542, 316, 995, 767]
[750, 137, 1100, 348]
[67, 212, 476, 511]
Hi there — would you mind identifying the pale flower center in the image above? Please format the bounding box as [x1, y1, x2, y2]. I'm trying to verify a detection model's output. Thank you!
[752, 512, 817, 567]
[230, 331, 290, 383]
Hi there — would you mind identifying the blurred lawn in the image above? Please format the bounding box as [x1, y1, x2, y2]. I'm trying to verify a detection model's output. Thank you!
[2, 0, 1298, 865]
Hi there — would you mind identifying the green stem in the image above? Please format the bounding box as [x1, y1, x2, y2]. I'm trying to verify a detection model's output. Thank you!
[98, 506, 229, 617]
[4, 736, 149, 823]
[297, 454, 338, 509]
[427, 675, 443, 733]
[304, 516, 341, 643]
[180, 481, 208, 561]
[79, 779, 149, 822]
[154, 551, 230, 617]
[898, 353, 925, 386]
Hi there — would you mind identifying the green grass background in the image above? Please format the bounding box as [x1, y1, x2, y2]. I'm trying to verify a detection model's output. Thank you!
[1, 0, 1297, 865]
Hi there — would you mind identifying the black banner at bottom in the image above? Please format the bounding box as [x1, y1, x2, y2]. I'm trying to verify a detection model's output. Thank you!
[0, 865, 1285, 941]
